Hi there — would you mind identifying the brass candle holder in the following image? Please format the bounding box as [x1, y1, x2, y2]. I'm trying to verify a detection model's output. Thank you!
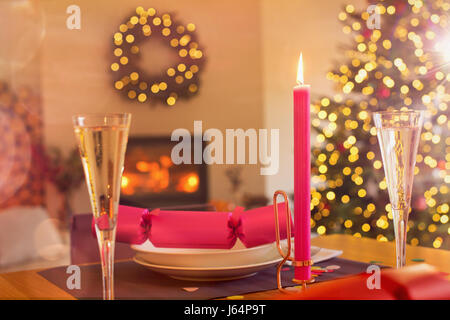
[273, 190, 314, 293]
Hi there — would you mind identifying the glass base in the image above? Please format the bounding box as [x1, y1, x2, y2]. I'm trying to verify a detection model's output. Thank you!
[97, 228, 116, 300]
[392, 207, 408, 268]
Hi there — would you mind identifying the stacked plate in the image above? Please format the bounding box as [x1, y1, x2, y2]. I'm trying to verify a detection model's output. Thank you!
[131, 239, 341, 281]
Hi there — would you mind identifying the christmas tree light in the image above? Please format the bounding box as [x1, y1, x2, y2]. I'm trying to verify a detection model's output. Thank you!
[311, 0, 449, 249]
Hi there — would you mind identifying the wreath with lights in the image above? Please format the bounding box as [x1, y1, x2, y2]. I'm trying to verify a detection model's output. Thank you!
[110, 7, 205, 106]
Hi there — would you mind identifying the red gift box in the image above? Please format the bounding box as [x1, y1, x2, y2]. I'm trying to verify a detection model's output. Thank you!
[274, 264, 450, 300]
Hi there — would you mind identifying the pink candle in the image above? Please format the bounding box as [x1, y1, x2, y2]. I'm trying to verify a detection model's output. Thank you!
[293, 53, 311, 282]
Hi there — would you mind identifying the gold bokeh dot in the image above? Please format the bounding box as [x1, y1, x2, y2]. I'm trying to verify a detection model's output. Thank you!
[153, 17, 161, 26]
[167, 68, 176, 76]
[167, 97, 176, 105]
[342, 195, 350, 204]
[139, 17, 147, 25]
[119, 24, 128, 32]
[115, 81, 124, 90]
[114, 32, 123, 41]
[135, 6, 144, 15]
[194, 50, 203, 59]
[162, 28, 171, 36]
[190, 65, 199, 73]
[187, 23, 196, 32]
[151, 84, 159, 93]
[111, 63, 119, 71]
[176, 25, 185, 34]
[185, 71, 193, 79]
[142, 25, 151, 35]
[120, 56, 128, 65]
[130, 72, 139, 81]
[128, 90, 136, 99]
[358, 189, 367, 197]
[317, 226, 326, 235]
[121, 76, 130, 85]
[180, 34, 191, 46]
[177, 63, 186, 72]
[131, 45, 139, 54]
[139, 82, 148, 90]
[114, 48, 123, 56]
[344, 219, 353, 228]
[138, 93, 147, 102]
[170, 39, 179, 47]
[190, 49, 198, 58]
[189, 84, 198, 92]
[175, 75, 184, 84]
[126, 34, 135, 43]
[159, 82, 168, 90]
[179, 49, 188, 57]
[130, 16, 139, 25]
[189, 50, 197, 58]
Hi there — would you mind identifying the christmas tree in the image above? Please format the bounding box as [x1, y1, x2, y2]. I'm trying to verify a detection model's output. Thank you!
[310, 0, 449, 249]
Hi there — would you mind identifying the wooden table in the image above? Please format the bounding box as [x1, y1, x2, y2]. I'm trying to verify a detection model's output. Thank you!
[0, 234, 448, 299]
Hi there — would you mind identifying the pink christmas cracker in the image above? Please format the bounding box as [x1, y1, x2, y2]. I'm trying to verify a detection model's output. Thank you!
[92, 203, 292, 249]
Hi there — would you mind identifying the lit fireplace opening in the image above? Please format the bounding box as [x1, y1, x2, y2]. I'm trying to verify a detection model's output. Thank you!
[120, 136, 208, 208]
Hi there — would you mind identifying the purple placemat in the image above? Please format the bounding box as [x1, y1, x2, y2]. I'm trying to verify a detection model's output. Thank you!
[38, 257, 376, 300]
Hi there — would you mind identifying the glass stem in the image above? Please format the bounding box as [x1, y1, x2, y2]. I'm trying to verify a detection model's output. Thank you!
[392, 207, 408, 268]
[98, 229, 115, 300]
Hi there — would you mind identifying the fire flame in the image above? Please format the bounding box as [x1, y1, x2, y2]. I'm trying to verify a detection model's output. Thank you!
[177, 172, 199, 193]
[121, 155, 199, 194]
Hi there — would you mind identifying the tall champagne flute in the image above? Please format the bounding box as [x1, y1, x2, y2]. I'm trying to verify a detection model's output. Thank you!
[73, 113, 131, 299]
[373, 110, 423, 268]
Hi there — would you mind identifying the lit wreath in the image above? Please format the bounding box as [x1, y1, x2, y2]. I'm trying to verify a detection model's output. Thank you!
[110, 7, 205, 106]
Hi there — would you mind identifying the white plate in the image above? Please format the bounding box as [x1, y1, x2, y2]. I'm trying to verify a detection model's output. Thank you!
[133, 255, 282, 281]
[132, 239, 287, 268]
[132, 245, 342, 282]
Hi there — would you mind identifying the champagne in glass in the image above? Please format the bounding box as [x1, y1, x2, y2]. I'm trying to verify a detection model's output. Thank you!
[373, 110, 423, 268]
[73, 113, 131, 299]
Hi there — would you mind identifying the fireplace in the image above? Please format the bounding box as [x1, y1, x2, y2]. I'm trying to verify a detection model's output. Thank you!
[120, 136, 208, 208]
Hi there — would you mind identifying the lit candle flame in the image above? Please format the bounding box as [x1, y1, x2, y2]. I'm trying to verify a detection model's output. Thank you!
[297, 53, 304, 85]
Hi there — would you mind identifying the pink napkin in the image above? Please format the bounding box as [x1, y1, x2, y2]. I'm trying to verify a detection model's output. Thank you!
[92, 203, 292, 249]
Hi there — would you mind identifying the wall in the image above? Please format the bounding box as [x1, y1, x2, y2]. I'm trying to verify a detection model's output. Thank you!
[260, 0, 367, 198]
[0, 1, 44, 90]
[39, 0, 266, 213]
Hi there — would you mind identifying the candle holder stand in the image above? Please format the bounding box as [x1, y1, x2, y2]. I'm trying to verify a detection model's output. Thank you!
[273, 190, 314, 293]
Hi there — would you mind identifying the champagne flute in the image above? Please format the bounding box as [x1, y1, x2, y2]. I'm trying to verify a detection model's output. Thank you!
[73, 113, 131, 299]
[373, 110, 423, 268]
